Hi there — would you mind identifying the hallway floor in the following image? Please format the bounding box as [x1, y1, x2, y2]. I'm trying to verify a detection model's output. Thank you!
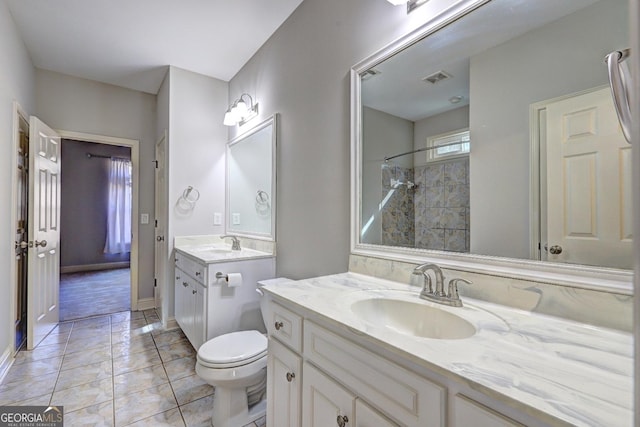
[60, 268, 131, 321]
[0, 310, 266, 427]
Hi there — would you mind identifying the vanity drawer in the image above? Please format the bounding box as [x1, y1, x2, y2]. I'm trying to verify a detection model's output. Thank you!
[175, 252, 206, 284]
[304, 320, 445, 427]
[267, 302, 302, 352]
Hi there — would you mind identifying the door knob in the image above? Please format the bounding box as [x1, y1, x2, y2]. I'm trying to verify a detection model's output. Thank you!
[337, 415, 349, 427]
[34, 240, 47, 248]
[156, 236, 165, 242]
[15, 241, 28, 250]
[275, 321, 284, 330]
[286, 372, 295, 382]
[549, 245, 563, 255]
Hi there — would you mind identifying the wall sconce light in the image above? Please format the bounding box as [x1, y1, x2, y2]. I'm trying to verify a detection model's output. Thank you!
[386, 0, 428, 13]
[223, 93, 259, 126]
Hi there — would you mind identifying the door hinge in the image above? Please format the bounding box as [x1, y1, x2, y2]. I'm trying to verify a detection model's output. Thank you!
[154, 278, 157, 287]
[155, 219, 158, 227]
[153, 160, 158, 168]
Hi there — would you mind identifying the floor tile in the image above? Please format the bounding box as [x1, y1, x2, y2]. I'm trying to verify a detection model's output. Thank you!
[163, 356, 197, 382]
[64, 400, 114, 427]
[49, 322, 74, 335]
[0, 372, 58, 405]
[13, 344, 66, 365]
[112, 334, 156, 358]
[55, 360, 112, 391]
[66, 334, 111, 353]
[51, 377, 113, 413]
[254, 415, 266, 427]
[114, 364, 169, 397]
[111, 318, 148, 333]
[111, 310, 145, 325]
[114, 383, 177, 426]
[153, 330, 186, 347]
[157, 339, 195, 363]
[113, 348, 162, 376]
[61, 345, 111, 370]
[178, 394, 214, 427]
[125, 408, 185, 427]
[10, 393, 52, 407]
[39, 332, 70, 346]
[2, 356, 63, 385]
[72, 316, 111, 330]
[170, 374, 213, 406]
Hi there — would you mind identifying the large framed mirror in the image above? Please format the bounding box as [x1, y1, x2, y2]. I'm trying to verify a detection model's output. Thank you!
[351, 0, 632, 290]
[227, 114, 277, 240]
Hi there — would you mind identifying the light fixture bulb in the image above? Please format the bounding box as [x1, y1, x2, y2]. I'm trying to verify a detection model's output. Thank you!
[386, 0, 406, 5]
[234, 99, 248, 118]
[223, 110, 236, 126]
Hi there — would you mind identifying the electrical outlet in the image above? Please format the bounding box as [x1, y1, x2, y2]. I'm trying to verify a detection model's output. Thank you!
[213, 212, 222, 225]
[140, 213, 149, 224]
[232, 213, 241, 225]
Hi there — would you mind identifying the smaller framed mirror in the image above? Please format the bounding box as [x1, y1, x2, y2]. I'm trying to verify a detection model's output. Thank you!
[226, 114, 277, 240]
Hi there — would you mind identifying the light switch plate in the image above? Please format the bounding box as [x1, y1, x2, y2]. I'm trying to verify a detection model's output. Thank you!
[140, 213, 149, 224]
[232, 213, 241, 225]
[213, 212, 222, 225]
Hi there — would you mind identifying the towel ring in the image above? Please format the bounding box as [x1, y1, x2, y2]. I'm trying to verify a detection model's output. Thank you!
[182, 186, 200, 203]
[256, 190, 270, 204]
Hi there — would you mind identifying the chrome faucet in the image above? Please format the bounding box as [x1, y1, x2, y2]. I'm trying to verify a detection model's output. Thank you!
[220, 235, 241, 251]
[412, 263, 472, 307]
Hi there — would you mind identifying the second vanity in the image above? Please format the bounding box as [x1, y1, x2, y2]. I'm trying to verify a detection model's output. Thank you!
[260, 273, 632, 427]
[174, 236, 275, 349]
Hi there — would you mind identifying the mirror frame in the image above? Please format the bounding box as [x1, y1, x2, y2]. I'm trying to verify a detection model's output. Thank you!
[226, 114, 278, 241]
[350, 0, 632, 293]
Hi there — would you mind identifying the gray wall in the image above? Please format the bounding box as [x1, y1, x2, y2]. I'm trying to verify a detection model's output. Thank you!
[35, 69, 157, 299]
[0, 0, 35, 362]
[228, 0, 458, 279]
[469, 0, 627, 258]
[60, 139, 131, 268]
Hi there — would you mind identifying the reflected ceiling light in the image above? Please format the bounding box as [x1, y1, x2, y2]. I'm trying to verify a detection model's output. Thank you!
[386, 0, 429, 13]
[223, 93, 258, 126]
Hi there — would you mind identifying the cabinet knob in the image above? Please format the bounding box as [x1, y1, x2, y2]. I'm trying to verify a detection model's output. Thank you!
[195, 271, 201, 276]
[286, 372, 295, 382]
[274, 321, 284, 330]
[183, 282, 188, 287]
[176, 276, 180, 280]
[337, 415, 349, 427]
[192, 290, 197, 295]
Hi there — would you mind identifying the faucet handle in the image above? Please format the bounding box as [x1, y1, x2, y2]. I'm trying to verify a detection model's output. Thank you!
[447, 278, 472, 300]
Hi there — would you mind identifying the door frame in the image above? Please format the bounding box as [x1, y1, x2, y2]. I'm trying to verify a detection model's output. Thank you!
[9, 102, 29, 355]
[154, 131, 167, 325]
[56, 130, 141, 311]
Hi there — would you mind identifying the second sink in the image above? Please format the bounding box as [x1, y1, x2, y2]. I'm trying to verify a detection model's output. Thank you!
[351, 297, 476, 340]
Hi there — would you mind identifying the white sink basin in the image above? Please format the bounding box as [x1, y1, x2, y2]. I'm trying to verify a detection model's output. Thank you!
[351, 297, 476, 340]
[190, 247, 233, 254]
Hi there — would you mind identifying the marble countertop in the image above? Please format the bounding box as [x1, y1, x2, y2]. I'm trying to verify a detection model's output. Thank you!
[175, 244, 274, 264]
[262, 272, 633, 427]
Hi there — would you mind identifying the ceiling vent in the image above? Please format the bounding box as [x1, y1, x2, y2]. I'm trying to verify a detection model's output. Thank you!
[361, 68, 381, 81]
[422, 71, 452, 84]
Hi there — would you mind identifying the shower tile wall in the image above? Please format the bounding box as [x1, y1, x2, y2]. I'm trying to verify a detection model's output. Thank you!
[381, 164, 415, 247]
[414, 158, 469, 252]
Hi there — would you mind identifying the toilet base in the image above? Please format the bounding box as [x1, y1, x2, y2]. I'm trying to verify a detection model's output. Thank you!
[211, 386, 266, 427]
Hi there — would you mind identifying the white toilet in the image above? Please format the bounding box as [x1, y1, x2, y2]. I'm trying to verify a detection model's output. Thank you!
[195, 277, 292, 427]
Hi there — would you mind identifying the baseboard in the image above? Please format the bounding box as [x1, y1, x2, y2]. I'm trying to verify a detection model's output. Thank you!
[61, 262, 130, 274]
[136, 297, 156, 311]
[0, 345, 15, 385]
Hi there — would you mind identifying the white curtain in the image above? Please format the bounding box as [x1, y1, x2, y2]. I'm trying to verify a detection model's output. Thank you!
[104, 158, 132, 254]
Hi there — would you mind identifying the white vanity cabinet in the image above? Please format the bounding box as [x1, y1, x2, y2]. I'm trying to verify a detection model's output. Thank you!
[174, 250, 275, 350]
[452, 395, 524, 427]
[267, 339, 302, 427]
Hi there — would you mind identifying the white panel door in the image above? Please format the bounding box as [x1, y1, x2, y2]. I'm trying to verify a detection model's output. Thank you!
[267, 339, 302, 427]
[303, 363, 355, 427]
[154, 134, 167, 316]
[355, 399, 399, 427]
[546, 87, 632, 269]
[27, 117, 60, 349]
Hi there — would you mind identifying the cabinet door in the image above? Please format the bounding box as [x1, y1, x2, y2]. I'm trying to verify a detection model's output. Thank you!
[303, 363, 355, 427]
[355, 399, 399, 427]
[453, 395, 524, 427]
[192, 282, 206, 349]
[267, 339, 302, 427]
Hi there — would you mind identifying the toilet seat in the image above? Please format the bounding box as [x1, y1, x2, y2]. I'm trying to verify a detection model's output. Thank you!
[197, 330, 267, 369]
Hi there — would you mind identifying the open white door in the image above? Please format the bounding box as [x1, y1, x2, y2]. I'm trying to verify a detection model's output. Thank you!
[546, 87, 632, 269]
[27, 117, 61, 349]
[154, 134, 167, 319]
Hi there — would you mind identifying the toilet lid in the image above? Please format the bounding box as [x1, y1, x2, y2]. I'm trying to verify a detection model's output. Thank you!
[198, 330, 267, 367]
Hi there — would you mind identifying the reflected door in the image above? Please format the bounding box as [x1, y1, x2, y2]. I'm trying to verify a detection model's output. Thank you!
[545, 87, 632, 269]
[27, 117, 61, 349]
[154, 134, 167, 319]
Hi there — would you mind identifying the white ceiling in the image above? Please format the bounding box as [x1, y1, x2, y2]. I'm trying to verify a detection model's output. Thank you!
[5, 0, 304, 94]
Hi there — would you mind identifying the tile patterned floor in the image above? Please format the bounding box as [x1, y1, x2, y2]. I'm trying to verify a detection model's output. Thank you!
[60, 269, 131, 321]
[0, 310, 266, 427]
